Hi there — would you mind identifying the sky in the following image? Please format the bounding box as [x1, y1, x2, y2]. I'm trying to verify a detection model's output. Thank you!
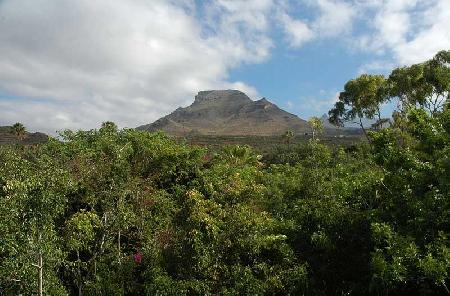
[0, 0, 449, 134]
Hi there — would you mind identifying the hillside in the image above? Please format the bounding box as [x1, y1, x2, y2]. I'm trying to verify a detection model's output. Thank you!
[138, 90, 313, 136]
[0, 126, 48, 145]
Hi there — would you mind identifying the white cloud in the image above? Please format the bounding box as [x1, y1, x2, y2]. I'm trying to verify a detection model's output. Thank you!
[358, 0, 450, 65]
[281, 0, 449, 66]
[392, 0, 450, 64]
[279, 0, 356, 48]
[202, 0, 275, 63]
[280, 13, 314, 47]
[312, 0, 356, 37]
[0, 0, 273, 133]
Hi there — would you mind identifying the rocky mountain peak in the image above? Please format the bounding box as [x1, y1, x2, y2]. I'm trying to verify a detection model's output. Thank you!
[193, 90, 251, 105]
[137, 90, 310, 136]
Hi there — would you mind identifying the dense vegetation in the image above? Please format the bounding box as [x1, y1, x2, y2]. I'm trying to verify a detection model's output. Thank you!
[183, 133, 362, 152]
[1, 51, 449, 295]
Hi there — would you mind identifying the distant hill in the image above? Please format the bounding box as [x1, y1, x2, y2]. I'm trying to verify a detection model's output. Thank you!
[0, 126, 48, 145]
[319, 114, 362, 136]
[138, 90, 313, 136]
[320, 113, 336, 128]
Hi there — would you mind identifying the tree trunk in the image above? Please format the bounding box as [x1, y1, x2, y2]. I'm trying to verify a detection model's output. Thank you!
[36, 232, 43, 296]
[441, 281, 450, 295]
[359, 117, 370, 142]
[77, 250, 82, 296]
[118, 230, 121, 263]
[118, 230, 124, 292]
[38, 252, 43, 296]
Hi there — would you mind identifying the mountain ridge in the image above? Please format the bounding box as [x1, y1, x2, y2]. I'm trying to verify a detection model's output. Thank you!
[137, 90, 313, 136]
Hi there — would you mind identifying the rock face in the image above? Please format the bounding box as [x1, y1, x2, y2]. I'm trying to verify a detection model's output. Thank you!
[137, 90, 311, 136]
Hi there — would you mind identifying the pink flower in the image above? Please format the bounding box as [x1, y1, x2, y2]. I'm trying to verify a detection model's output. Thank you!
[134, 251, 142, 264]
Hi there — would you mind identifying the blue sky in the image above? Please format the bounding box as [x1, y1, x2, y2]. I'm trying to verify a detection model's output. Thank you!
[229, 40, 372, 118]
[0, 0, 449, 133]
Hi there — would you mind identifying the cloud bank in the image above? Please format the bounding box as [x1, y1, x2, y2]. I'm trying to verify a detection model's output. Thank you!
[0, 0, 449, 132]
[0, 0, 271, 132]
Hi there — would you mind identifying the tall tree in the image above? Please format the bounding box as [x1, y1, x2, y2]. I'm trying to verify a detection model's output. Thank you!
[328, 74, 388, 140]
[0, 147, 70, 295]
[388, 50, 450, 115]
[308, 117, 324, 140]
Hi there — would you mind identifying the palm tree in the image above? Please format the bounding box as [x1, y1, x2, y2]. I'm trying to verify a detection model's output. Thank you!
[11, 122, 26, 140]
[218, 145, 259, 166]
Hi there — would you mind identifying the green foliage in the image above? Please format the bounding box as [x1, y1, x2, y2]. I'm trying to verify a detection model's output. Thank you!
[65, 210, 101, 251]
[11, 122, 27, 140]
[0, 146, 70, 295]
[329, 74, 387, 128]
[389, 51, 449, 113]
[1, 50, 449, 295]
[308, 117, 324, 140]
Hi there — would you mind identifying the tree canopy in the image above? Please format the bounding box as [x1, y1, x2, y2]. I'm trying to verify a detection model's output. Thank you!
[1, 50, 449, 295]
[329, 50, 450, 136]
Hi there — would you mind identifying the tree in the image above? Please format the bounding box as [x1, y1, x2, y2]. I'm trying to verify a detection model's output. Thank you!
[308, 117, 324, 140]
[388, 50, 450, 115]
[65, 210, 101, 296]
[368, 107, 450, 294]
[329, 74, 388, 140]
[11, 122, 27, 140]
[0, 147, 70, 295]
[424, 50, 450, 113]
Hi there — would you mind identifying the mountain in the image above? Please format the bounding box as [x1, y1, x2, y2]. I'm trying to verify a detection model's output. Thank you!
[320, 113, 335, 128]
[138, 90, 312, 136]
[0, 126, 48, 145]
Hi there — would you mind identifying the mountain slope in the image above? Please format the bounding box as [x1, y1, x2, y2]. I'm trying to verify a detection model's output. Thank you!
[137, 90, 311, 136]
